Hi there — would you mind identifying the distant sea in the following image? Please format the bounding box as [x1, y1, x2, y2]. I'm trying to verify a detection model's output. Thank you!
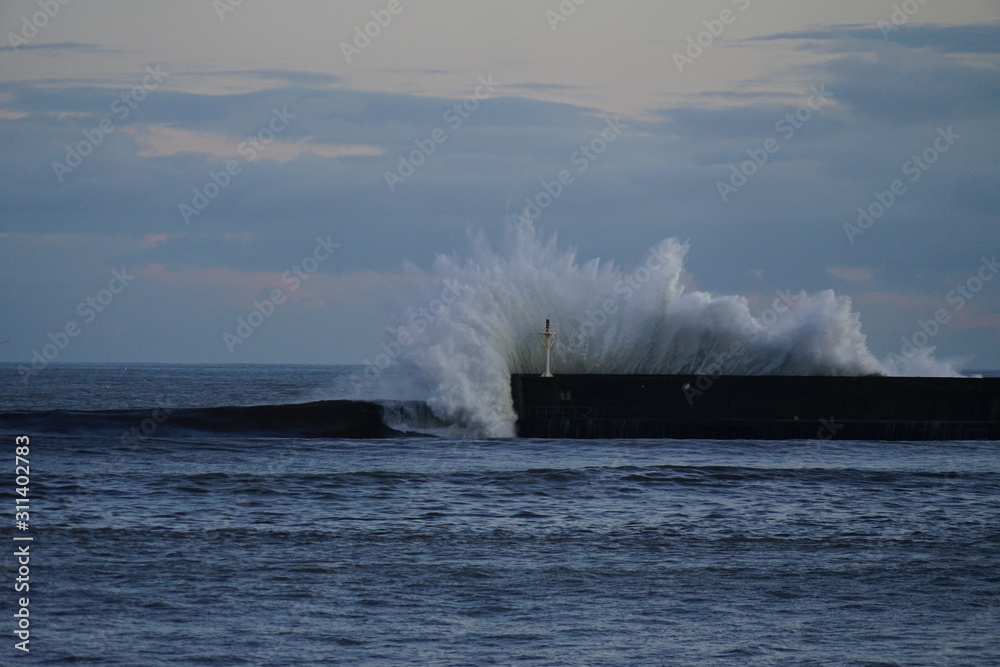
[1, 363, 997, 665]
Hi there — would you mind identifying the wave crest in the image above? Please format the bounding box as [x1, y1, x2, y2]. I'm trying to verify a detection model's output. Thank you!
[394, 221, 956, 437]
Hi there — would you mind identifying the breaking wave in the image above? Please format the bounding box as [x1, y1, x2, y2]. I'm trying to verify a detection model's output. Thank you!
[0, 401, 423, 441]
[392, 221, 957, 437]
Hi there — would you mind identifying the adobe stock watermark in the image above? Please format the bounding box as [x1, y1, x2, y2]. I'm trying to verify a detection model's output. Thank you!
[350, 279, 463, 393]
[561, 241, 676, 355]
[120, 399, 176, 447]
[340, 0, 415, 64]
[545, 0, 589, 31]
[213, 0, 244, 22]
[844, 126, 959, 244]
[51, 65, 170, 183]
[384, 74, 502, 192]
[510, 116, 628, 225]
[673, 0, 751, 73]
[17, 268, 135, 383]
[877, 0, 931, 40]
[683, 288, 802, 405]
[885, 254, 998, 368]
[7, 0, 71, 51]
[223, 236, 339, 353]
[179, 106, 295, 224]
[716, 84, 833, 202]
[815, 416, 844, 440]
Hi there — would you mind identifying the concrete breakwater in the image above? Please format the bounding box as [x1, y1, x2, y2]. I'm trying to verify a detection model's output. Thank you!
[511, 374, 1000, 440]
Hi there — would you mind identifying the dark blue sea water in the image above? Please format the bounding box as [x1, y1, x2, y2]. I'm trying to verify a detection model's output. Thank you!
[1, 364, 998, 665]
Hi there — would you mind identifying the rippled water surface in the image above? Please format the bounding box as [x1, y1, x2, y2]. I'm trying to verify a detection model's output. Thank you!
[3, 364, 998, 665]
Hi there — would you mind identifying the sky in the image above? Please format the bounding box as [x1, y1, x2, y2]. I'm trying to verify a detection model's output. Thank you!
[1, 0, 998, 370]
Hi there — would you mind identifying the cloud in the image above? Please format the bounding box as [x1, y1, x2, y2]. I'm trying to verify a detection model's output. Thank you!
[509, 82, 585, 93]
[192, 70, 344, 86]
[826, 266, 874, 283]
[0, 41, 114, 54]
[136, 262, 407, 308]
[123, 124, 383, 162]
[883, 23, 1000, 53]
[2, 13, 998, 366]
[757, 23, 1000, 55]
[823, 53, 1000, 125]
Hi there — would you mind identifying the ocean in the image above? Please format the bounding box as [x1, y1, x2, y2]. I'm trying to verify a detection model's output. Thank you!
[1, 363, 997, 666]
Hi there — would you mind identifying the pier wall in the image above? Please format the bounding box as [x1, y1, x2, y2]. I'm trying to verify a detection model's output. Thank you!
[511, 374, 1000, 440]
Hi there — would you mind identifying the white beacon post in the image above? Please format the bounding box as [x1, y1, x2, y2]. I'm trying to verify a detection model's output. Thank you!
[541, 318, 557, 378]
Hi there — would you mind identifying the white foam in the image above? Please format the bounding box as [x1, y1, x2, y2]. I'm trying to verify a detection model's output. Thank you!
[392, 221, 957, 437]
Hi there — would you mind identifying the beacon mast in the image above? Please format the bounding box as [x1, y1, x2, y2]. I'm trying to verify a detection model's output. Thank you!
[541, 318, 557, 377]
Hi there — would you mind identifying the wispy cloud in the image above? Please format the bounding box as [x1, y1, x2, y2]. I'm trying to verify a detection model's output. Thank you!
[826, 266, 874, 283]
[123, 124, 383, 163]
[755, 23, 1000, 54]
[0, 41, 115, 54]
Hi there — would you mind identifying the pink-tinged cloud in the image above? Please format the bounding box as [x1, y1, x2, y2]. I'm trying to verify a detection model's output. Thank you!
[123, 125, 383, 163]
[133, 263, 406, 308]
[856, 291, 943, 311]
[141, 234, 171, 247]
[856, 288, 1000, 335]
